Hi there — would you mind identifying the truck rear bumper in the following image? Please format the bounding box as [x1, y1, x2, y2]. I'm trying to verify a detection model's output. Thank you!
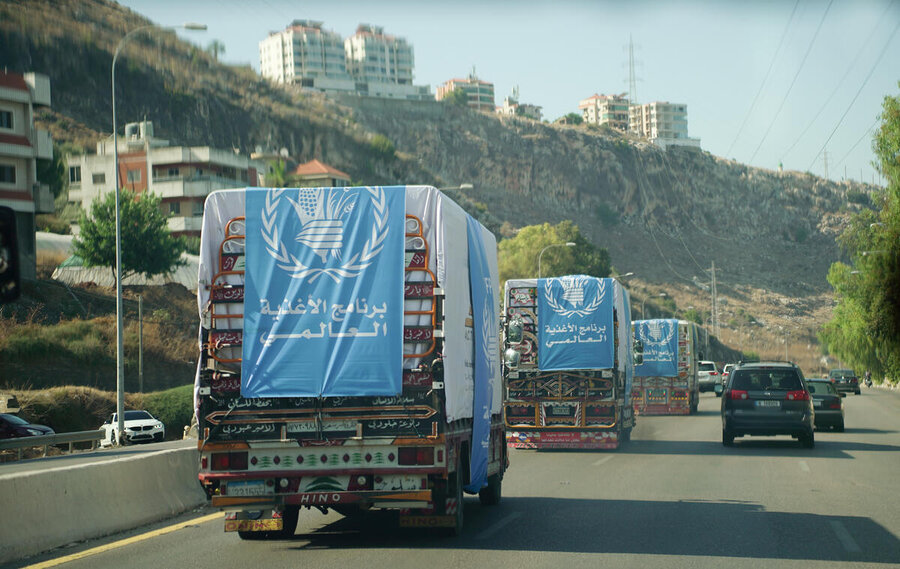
[212, 488, 432, 509]
[506, 429, 619, 449]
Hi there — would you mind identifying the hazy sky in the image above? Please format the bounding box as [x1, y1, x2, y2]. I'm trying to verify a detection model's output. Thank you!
[120, 0, 900, 186]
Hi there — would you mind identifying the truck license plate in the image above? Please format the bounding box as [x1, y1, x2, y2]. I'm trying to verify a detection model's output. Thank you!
[227, 480, 267, 497]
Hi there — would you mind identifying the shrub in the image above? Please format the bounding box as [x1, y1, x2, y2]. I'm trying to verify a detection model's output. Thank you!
[596, 202, 620, 226]
[369, 134, 395, 160]
[846, 188, 871, 206]
[140, 384, 194, 439]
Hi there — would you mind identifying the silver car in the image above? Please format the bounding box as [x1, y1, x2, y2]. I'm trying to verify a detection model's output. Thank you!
[698, 360, 720, 392]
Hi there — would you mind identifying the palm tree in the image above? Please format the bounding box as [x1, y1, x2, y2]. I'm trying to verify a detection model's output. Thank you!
[206, 40, 225, 62]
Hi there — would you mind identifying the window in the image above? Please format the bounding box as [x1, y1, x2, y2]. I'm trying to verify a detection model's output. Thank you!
[126, 169, 141, 183]
[0, 110, 11, 129]
[92, 173, 106, 184]
[192, 201, 204, 216]
[0, 164, 15, 184]
[169, 202, 181, 215]
[167, 167, 179, 177]
[68, 166, 81, 183]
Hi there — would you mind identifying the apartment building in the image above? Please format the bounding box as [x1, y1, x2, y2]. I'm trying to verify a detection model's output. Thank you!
[435, 73, 495, 111]
[66, 121, 264, 237]
[496, 89, 542, 121]
[629, 101, 701, 149]
[579, 93, 630, 131]
[259, 20, 355, 92]
[260, 21, 430, 100]
[0, 70, 54, 281]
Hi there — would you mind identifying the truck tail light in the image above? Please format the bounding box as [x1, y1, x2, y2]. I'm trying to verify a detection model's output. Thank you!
[211, 451, 249, 471]
[785, 390, 810, 401]
[416, 447, 434, 465]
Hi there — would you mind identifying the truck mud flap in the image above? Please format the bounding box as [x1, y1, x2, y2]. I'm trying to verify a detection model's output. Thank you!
[399, 514, 458, 528]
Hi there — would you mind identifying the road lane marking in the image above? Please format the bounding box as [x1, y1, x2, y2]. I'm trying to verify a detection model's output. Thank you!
[798, 460, 810, 472]
[592, 455, 616, 466]
[475, 511, 522, 540]
[21, 512, 223, 569]
[830, 520, 861, 553]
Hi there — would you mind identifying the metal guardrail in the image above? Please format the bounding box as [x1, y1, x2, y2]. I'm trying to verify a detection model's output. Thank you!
[0, 430, 105, 460]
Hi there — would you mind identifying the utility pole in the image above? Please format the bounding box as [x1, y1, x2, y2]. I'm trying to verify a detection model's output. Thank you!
[710, 261, 719, 337]
[138, 295, 143, 394]
[823, 149, 829, 180]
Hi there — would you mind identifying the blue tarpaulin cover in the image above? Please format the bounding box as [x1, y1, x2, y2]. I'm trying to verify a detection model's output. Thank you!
[240, 186, 405, 398]
[633, 319, 680, 378]
[464, 215, 496, 492]
[537, 276, 615, 371]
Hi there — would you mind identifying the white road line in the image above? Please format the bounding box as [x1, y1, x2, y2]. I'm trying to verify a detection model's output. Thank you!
[592, 455, 616, 467]
[475, 511, 522, 540]
[798, 460, 810, 472]
[830, 520, 861, 552]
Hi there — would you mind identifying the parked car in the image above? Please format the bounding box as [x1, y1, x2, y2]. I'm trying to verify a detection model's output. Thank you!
[806, 379, 845, 432]
[715, 363, 735, 397]
[828, 368, 860, 395]
[721, 361, 815, 448]
[100, 410, 165, 446]
[698, 360, 720, 392]
[0, 413, 54, 438]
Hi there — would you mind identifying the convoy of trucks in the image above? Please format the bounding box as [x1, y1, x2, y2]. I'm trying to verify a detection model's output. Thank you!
[194, 186, 507, 538]
[191, 185, 719, 539]
[501, 276, 637, 449]
[631, 319, 701, 415]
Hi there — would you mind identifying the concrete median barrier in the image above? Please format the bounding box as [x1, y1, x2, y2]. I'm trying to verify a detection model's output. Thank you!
[0, 446, 207, 564]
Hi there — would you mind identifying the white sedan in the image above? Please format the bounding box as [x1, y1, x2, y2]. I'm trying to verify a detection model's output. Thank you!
[100, 410, 165, 446]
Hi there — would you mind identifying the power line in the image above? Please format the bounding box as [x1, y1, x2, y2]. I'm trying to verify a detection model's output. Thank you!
[780, 0, 893, 161]
[749, 0, 834, 163]
[726, 0, 800, 157]
[834, 117, 880, 172]
[807, 18, 900, 172]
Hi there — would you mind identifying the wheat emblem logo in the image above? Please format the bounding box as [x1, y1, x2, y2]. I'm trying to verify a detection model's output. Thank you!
[544, 276, 604, 318]
[260, 187, 389, 282]
[481, 277, 499, 380]
[639, 320, 676, 347]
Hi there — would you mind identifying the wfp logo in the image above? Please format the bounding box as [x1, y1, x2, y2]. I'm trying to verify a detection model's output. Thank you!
[544, 276, 604, 318]
[639, 320, 676, 347]
[261, 187, 389, 282]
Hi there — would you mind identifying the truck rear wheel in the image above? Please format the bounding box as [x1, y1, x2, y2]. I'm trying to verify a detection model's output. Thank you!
[478, 474, 502, 506]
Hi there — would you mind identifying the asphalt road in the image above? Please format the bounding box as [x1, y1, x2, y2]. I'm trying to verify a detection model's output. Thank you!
[8, 389, 900, 569]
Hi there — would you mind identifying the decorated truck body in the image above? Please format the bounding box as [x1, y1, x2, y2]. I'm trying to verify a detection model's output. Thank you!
[502, 276, 636, 449]
[194, 185, 506, 538]
[631, 319, 700, 415]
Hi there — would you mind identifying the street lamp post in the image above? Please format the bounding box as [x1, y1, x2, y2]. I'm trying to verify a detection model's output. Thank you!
[640, 292, 667, 319]
[537, 242, 575, 279]
[437, 183, 473, 191]
[111, 22, 206, 444]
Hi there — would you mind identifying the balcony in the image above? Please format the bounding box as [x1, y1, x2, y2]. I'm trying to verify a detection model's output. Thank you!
[35, 129, 52, 160]
[167, 215, 203, 233]
[152, 174, 245, 198]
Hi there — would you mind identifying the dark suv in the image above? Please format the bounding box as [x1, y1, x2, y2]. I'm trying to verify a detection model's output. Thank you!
[721, 362, 815, 448]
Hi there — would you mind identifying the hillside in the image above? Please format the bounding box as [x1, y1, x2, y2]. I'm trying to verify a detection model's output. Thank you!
[0, 0, 875, 379]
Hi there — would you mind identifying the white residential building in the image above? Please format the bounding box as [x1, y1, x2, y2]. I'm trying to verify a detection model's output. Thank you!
[259, 20, 355, 92]
[629, 101, 701, 149]
[578, 93, 630, 131]
[436, 73, 495, 111]
[496, 88, 542, 121]
[0, 70, 54, 280]
[259, 21, 430, 99]
[66, 121, 264, 237]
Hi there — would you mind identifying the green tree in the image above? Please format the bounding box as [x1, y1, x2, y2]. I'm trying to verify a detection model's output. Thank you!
[36, 143, 67, 199]
[441, 87, 469, 107]
[267, 160, 287, 188]
[561, 112, 583, 125]
[72, 190, 185, 286]
[820, 86, 900, 381]
[498, 220, 610, 283]
[206, 40, 225, 62]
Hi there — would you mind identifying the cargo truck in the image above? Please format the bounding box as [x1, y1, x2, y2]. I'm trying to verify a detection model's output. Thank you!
[502, 276, 637, 449]
[194, 185, 506, 538]
[631, 319, 700, 415]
